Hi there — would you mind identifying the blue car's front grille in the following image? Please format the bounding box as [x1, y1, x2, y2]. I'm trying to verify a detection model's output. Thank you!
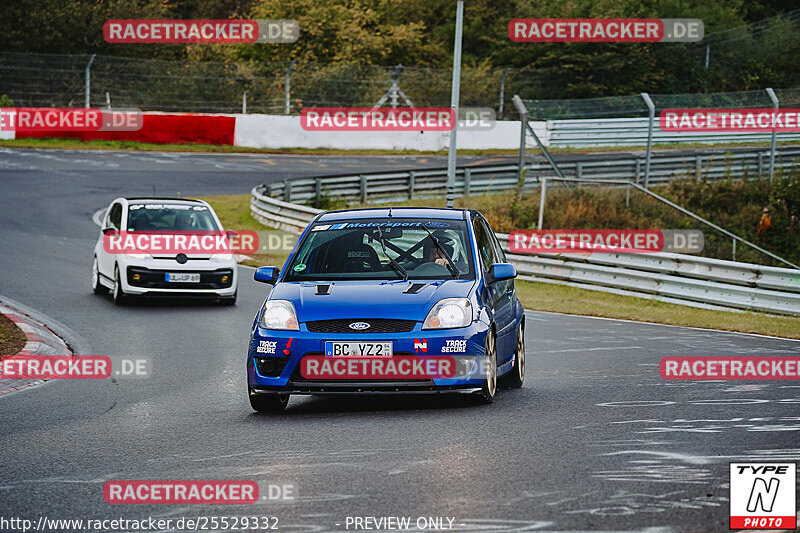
[305, 318, 416, 334]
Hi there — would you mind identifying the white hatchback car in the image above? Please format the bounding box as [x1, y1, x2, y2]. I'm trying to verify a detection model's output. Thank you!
[92, 197, 238, 305]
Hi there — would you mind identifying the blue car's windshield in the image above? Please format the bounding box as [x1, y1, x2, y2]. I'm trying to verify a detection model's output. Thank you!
[285, 219, 475, 281]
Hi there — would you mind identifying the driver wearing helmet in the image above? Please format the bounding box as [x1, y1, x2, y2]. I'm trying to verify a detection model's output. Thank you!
[427, 233, 456, 268]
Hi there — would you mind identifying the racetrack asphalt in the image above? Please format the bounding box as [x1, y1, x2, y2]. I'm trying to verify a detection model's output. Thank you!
[1, 147, 799, 532]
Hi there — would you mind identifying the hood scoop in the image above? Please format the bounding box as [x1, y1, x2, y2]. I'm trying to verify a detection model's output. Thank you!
[403, 282, 427, 294]
[315, 284, 332, 295]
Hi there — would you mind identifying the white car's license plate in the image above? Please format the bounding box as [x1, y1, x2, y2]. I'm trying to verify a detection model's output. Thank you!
[165, 272, 200, 283]
[325, 341, 393, 357]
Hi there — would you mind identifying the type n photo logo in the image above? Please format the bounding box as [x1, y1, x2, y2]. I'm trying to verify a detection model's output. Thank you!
[730, 463, 796, 530]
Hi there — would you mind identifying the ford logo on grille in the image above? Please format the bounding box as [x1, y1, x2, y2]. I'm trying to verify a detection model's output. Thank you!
[349, 322, 371, 330]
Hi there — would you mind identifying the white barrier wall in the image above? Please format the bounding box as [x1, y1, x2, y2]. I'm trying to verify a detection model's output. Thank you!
[233, 114, 548, 150]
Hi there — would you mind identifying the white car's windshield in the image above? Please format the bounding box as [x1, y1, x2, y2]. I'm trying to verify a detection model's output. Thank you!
[126, 203, 219, 231]
[285, 219, 475, 281]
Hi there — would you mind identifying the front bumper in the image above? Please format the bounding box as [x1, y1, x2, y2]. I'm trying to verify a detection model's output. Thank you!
[119, 259, 237, 297]
[247, 321, 489, 394]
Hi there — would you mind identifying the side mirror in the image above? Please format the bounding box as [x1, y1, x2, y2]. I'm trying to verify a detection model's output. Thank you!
[102, 227, 118, 236]
[488, 262, 517, 283]
[225, 229, 238, 238]
[254, 266, 280, 284]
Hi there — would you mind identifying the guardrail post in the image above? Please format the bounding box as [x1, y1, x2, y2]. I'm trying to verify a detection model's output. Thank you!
[695, 155, 702, 181]
[314, 179, 322, 208]
[732, 239, 736, 261]
[537, 176, 547, 230]
[360, 174, 367, 204]
[84, 54, 96, 108]
[242, 92, 247, 114]
[516, 103, 527, 183]
[766, 88, 779, 184]
[758, 152, 765, 176]
[498, 68, 510, 118]
[464, 168, 472, 197]
[285, 60, 295, 115]
[284, 179, 292, 202]
[641, 92, 655, 189]
[408, 171, 415, 200]
[626, 182, 630, 207]
[634, 159, 641, 184]
[445, 1, 464, 209]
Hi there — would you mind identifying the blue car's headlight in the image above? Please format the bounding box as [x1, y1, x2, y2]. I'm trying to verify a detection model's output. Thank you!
[260, 300, 300, 330]
[423, 298, 472, 329]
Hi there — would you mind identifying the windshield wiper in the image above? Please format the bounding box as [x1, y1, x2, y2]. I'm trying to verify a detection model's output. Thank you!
[375, 225, 408, 281]
[422, 225, 461, 278]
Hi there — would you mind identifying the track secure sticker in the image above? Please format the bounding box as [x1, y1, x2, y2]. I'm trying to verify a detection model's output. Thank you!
[293, 264, 306, 272]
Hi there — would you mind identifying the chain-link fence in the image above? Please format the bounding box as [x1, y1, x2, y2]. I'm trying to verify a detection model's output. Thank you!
[0, 52, 486, 114]
[518, 88, 800, 180]
[2, 7, 800, 115]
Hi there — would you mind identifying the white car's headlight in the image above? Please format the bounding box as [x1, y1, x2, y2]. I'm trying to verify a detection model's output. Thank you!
[260, 300, 299, 330]
[126, 252, 150, 259]
[210, 253, 233, 261]
[422, 298, 472, 329]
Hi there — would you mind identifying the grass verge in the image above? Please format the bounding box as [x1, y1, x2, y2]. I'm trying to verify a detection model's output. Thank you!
[3, 137, 800, 156]
[201, 194, 290, 268]
[0, 313, 26, 358]
[201, 193, 800, 340]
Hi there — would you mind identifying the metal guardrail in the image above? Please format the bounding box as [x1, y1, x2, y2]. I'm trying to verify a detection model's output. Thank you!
[260, 147, 800, 205]
[547, 118, 800, 148]
[250, 186, 800, 315]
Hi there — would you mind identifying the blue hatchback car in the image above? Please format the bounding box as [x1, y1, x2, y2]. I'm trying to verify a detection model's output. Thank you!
[247, 208, 526, 412]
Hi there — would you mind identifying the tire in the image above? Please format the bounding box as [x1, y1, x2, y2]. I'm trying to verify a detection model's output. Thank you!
[112, 265, 127, 305]
[474, 330, 497, 404]
[248, 388, 289, 413]
[504, 321, 525, 389]
[91, 256, 106, 294]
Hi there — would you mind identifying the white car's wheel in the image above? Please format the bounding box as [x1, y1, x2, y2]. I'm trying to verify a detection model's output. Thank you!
[112, 265, 127, 305]
[91, 257, 105, 294]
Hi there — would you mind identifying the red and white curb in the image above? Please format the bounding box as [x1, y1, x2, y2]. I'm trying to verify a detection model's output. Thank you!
[0, 302, 72, 396]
